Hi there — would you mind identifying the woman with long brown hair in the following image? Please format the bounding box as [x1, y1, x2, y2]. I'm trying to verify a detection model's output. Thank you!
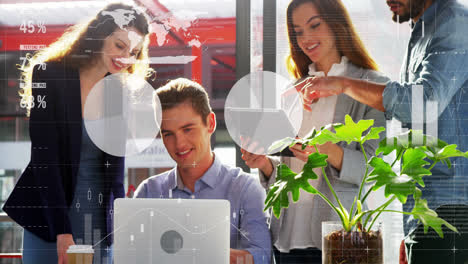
[3, 3, 152, 264]
[241, 0, 388, 263]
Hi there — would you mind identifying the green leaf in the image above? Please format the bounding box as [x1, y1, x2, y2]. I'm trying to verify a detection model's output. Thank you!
[376, 136, 401, 156]
[351, 211, 367, 226]
[350, 199, 365, 227]
[308, 115, 375, 145]
[302, 152, 329, 172]
[413, 187, 423, 200]
[336, 115, 374, 144]
[442, 159, 452, 169]
[366, 157, 414, 203]
[334, 115, 373, 144]
[338, 207, 350, 223]
[432, 144, 468, 161]
[361, 127, 385, 143]
[383, 177, 415, 203]
[303, 127, 319, 140]
[376, 130, 449, 156]
[309, 127, 342, 145]
[401, 148, 431, 187]
[267, 137, 296, 154]
[265, 153, 328, 218]
[411, 193, 458, 238]
[357, 200, 362, 215]
[366, 157, 397, 188]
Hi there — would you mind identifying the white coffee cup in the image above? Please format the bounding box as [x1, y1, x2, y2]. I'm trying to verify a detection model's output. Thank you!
[66, 245, 94, 264]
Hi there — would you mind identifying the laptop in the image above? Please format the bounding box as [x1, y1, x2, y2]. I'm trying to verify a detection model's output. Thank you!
[113, 198, 230, 264]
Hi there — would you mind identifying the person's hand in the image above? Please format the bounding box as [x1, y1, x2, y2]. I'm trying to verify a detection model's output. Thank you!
[289, 143, 317, 162]
[240, 136, 273, 177]
[240, 148, 273, 175]
[400, 239, 408, 264]
[294, 76, 346, 111]
[57, 233, 75, 264]
[230, 249, 254, 264]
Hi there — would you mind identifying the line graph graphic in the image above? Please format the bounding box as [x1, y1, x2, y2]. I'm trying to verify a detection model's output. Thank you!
[110, 199, 231, 264]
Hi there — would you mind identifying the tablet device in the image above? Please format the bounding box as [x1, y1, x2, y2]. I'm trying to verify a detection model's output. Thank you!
[225, 107, 297, 156]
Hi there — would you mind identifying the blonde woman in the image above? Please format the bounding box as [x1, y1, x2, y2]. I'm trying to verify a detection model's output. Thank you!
[241, 0, 388, 263]
[3, 3, 152, 264]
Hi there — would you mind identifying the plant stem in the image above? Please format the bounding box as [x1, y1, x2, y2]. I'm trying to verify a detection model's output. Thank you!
[357, 142, 369, 201]
[314, 145, 347, 218]
[379, 210, 413, 215]
[351, 142, 370, 221]
[316, 191, 349, 231]
[359, 149, 402, 219]
[363, 196, 396, 229]
[427, 160, 437, 171]
[360, 187, 373, 204]
[367, 196, 397, 231]
[391, 149, 403, 168]
[367, 209, 415, 233]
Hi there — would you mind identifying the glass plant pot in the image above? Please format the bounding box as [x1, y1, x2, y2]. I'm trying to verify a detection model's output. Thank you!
[322, 221, 383, 264]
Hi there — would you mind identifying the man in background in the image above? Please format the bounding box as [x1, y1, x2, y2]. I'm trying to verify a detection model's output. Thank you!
[295, 0, 468, 263]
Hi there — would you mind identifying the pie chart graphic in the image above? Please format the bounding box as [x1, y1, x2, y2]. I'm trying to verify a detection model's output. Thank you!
[83, 73, 161, 157]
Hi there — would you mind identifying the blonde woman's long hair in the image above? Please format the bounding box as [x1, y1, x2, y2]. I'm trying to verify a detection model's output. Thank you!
[20, 2, 153, 114]
[286, 0, 379, 79]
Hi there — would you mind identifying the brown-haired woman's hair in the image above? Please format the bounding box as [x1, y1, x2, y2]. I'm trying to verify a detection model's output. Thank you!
[156, 78, 212, 125]
[20, 2, 153, 113]
[286, 0, 379, 79]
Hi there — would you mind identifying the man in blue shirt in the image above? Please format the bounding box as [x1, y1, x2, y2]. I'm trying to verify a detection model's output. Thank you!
[294, 0, 468, 263]
[134, 78, 272, 264]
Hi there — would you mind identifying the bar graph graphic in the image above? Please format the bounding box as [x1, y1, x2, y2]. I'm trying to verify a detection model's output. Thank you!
[388, 84, 439, 143]
[413, 84, 438, 141]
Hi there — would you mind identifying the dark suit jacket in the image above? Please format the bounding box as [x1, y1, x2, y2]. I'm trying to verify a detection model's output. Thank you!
[3, 62, 125, 245]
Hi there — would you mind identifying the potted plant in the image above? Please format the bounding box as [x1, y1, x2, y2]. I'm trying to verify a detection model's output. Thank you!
[265, 115, 468, 264]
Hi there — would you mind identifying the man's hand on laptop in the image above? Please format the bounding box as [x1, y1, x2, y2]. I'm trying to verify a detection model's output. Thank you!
[230, 249, 254, 264]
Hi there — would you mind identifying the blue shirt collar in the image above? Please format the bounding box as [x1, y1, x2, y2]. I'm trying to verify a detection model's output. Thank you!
[168, 154, 222, 191]
[420, 0, 438, 23]
[410, 0, 438, 29]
